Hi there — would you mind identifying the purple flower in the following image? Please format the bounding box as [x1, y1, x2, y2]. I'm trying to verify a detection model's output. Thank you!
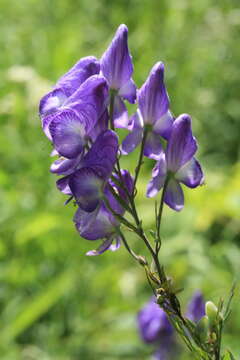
[122, 62, 173, 159]
[67, 129, 118, 212]
[137, 297, 175, 360]
[186, 291, 205, 323]
[74, 170, 134, 255]
[101, 24, 136, 128]
[147, 114, 204, 211]
[47, 75, 109, 159]
[39, 56, 100, 119]
[137, 297, 173, 344]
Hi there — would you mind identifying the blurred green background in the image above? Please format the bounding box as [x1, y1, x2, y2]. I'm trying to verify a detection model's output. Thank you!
[0, 0, 240, 359]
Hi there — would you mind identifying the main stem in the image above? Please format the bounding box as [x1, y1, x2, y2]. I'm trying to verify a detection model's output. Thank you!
[108, 96, 213, 360]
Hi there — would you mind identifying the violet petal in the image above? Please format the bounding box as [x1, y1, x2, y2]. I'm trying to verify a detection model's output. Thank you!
[176, 158, 204, 188]
[164, 178, 184, 211]
[101, 24, 134, 90]
[49, 109, 86, 159]
[166, 114, 197, 172]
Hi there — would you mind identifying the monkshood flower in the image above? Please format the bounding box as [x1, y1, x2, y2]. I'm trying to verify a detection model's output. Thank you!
[186, 291, 205, 323]
[54, 130, 118, 212]
[39, 56, 100, 120]
[122, 62, 173, 160]
[74, 170, 134, 255]
[147, 114, 204, 211]
[137, 297, 175, 360]
[47, 75, 109, 159]
[101, 24, 136, 128]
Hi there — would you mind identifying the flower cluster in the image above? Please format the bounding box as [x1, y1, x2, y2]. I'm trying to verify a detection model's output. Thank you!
[39, 24, 204, 255]
[137, 292, 205, 359]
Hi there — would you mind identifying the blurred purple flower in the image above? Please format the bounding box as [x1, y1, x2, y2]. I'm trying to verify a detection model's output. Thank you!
[137, 297, 173, 344]
[147, 114, 204, 211]
[101, 24, 136, 128]
[186, 291, 205, 323]
[122, 62, 173, 159]
[137, 297, 175, 360]
[74, 169, 134, 255]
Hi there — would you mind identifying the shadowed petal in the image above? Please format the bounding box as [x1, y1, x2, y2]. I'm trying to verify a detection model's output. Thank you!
[166, 114, 197, 172]
[88, 109, 109, 142]
[121, 128, 143, 155]
[119, 78, 137, 103]
[49, 109, 86, 158]
[69, 167, 103, 212]
[164, 178, 184, 211]
[74, 205, 114, 240]
[153, 110, 174, 140]
[56, 176, 72, 195]
[121, 112, 143, 154]
[146, 154, 167, 198]
[144, 131, 163, 160]
[83, 130, 118, 179]
[113, 96, 129, 128]
[101, 24, 133, 90]
[138, 62, 169, 126]
[176, 158, 204, 188]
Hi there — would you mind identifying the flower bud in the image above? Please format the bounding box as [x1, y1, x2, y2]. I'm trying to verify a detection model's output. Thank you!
[195, 315, 209, 341]
[205, 301, 218, 326]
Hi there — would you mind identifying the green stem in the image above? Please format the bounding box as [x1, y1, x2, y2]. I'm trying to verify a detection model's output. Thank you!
[155, 176, 169, 254]
[133, 128, 148, 192]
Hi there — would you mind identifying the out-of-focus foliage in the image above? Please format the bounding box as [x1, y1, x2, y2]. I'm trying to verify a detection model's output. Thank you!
[0, 0, 239, 359]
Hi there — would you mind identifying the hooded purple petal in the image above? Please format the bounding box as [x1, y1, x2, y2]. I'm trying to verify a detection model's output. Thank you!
[137, 297, 173, 344]
[56, 56, 100, 97]
[69, 167, 103, 212]
[101, 24, 134, 90]
[186, 291, 205, 323]
[176, 158, 204, 188]
[39, 56, 100, 118]
[64, 75, 109, 134]
[164, 178, 184, 211]
[166, 114, 197, 172]
[138, 62, 170, 128]
[49, 109, 86, 158]
[146, 153, 167, 198]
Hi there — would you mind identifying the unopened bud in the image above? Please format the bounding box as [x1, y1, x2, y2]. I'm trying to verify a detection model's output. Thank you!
[205, 301, 218, 326]
[195, 315, 209, 341]
[137, 255, 148, 266]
